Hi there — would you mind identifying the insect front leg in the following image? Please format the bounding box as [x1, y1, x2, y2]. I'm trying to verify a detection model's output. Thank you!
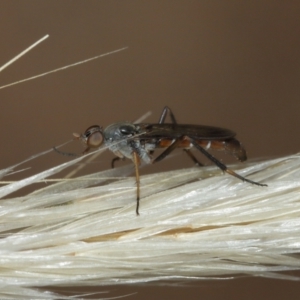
[110, 150, 127, 168]
[111, 157, 122, 168]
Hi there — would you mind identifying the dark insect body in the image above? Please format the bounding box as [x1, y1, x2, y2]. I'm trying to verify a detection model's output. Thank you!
[61, 106, 267, 215]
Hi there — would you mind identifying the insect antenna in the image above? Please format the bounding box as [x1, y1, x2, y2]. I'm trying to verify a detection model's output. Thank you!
[53, 146, 79, 157]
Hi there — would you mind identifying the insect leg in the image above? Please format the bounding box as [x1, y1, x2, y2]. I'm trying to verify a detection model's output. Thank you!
[158, 107, 204, 166]
[158, 106, 178, 124]
[154, 138, 204, 166]
[111, 157, 121, 168]
[183, 149, 204, 166]
[152, 138, 183, 163]
[132, 151, 141, 215]
[191, 139, 267, 186]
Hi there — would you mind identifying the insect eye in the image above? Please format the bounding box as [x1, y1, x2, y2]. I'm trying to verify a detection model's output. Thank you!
[87, 130, 103, 148]
[73, 125, 103, 148]
[84, 126, 103, 148]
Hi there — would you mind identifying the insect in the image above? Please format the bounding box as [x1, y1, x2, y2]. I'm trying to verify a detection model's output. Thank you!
[59, 106, 266, 215]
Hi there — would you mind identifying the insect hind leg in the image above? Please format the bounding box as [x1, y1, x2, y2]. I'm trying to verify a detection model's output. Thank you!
[191, 139, 267, 187]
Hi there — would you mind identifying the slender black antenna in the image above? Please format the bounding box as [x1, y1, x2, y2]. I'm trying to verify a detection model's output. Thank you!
[53, 146, 79, 157]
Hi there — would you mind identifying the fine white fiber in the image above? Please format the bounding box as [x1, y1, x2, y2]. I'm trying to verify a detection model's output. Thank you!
[0, 152, 300, 299]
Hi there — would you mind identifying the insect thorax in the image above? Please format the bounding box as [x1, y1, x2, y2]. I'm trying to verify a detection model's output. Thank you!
[103, 122, 153, 164]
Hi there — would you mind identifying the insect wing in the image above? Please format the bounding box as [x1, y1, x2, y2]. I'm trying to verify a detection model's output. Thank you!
[137, 123, 236, 140]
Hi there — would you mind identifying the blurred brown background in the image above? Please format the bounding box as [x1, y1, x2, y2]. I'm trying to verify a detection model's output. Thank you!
[1, 1, 300, 299]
